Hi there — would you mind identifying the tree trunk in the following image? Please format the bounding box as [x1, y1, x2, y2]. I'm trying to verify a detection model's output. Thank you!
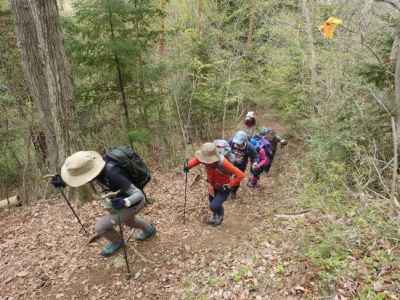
[301, 0, 318, 112]
[394, 33, 400, 134]
[10, 0, 77, 172]
[159, 0, 166, 56]
[393, 30, 400, 209]
[197, 0, 203, 37]
[107, 4, 131, 130]
[246, 0, 256, 50]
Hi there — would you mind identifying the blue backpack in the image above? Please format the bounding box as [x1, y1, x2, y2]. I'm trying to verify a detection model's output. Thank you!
[250, 135, 272, 157]
[250, 135, 264, 151]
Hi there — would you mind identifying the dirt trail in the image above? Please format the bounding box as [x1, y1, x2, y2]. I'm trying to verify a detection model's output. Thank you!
[0, 110, 316, 299]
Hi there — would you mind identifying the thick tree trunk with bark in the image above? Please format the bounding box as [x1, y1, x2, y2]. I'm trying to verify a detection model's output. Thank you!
[10, 0, 76, 172]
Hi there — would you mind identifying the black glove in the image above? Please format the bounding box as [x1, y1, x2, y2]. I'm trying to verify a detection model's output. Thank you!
[111, 197, 127, 209]
[251, 162, 259, 172]
[222, 184, 231, 192]
[50, 174, 66, 189]
[183, 161, 189, 173]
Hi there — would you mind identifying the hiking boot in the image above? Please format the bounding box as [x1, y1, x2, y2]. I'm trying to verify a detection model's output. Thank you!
[247, 175, 259, 188]
[100, 240, 124, 257]
[135, 224, 156, 241]
[207, 214, 217, 225]
[213, 214, 224, 226]
[247, 180, 257, 188]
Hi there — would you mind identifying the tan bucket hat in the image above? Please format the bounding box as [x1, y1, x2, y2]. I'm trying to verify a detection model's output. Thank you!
[61, 151, 105, 187]
[195, 143, 221, 164]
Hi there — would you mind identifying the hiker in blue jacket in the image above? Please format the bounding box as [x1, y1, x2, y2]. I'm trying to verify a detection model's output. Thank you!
[229, 131, 258, 198]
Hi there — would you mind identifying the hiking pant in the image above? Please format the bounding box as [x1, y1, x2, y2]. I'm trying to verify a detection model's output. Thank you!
[251, 165, 266, 178]
[209, 189, 230, 216]
[267, 148, 277, 170]
[264, 162, 272, 174]
[250, 165, 266, 185]
[95, 199, 148, 243]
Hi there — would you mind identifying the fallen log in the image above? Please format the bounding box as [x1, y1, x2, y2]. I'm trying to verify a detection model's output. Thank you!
[0, 195, 21, 209]
[274, 209, 312, 219]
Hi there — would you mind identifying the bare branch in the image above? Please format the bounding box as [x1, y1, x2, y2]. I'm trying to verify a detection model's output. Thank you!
[367, 87, 391, 115]
[375, 0, 400, 12]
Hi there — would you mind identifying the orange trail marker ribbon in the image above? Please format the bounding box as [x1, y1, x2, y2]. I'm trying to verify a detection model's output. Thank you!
[319, 17, 343, 39]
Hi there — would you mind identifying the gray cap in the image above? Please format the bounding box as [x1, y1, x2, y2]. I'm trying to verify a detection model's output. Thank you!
[214, 139, 231, 156]
[259, 127, 273, 136]
[232, 131, 248, 145]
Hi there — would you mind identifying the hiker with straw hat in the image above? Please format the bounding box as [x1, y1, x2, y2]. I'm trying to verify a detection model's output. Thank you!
[183, 143, 245, 226]
[51, 150, 156, 257]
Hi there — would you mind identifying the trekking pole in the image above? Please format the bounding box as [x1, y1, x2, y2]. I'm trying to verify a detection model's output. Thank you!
[117, 213, 131, 277]
[59, 188, 89, 236]
[43, 174, 89, 236]
[183, 160, 188, 224]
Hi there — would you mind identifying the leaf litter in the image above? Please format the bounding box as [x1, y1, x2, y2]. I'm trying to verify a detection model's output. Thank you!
[2, 111, 396, 299]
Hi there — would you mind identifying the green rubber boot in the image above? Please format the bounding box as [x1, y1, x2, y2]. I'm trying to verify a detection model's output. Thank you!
[135, 224, 156, 241]
[100, 240, 124, 257]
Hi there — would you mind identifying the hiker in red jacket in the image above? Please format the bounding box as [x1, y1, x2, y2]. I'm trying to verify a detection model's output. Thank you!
[184, 143, 245, 226]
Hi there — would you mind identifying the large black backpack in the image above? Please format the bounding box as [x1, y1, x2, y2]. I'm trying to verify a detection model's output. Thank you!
[106, 146, 151, 190]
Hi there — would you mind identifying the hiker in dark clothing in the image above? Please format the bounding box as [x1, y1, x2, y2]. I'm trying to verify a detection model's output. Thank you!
[243, 111, 257, 138]
[184, 143, 244, 226]
[260, 128, 288, 172]
[229, 131, 258, 198]
[51, 151, 156, 257]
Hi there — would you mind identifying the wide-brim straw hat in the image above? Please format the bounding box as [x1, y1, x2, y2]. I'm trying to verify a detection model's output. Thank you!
[61, 151, 105, 187]
[195, 142, 221, 164]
